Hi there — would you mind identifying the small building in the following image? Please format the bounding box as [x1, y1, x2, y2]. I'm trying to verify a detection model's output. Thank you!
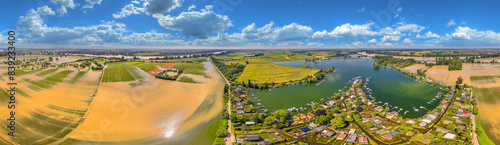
[348, 129, 356, 134]
[346, 134, 357, 142]
[454, 102, 461, 106]
[299, 127, 311, 132]
[436, 127, 449, 133]
[322, 130, 335, 137]
[246, 135, 260, 141]
[369, 127, 378, 131]
[381, 134, 394, 140]
[361, 113, 372, 119]
[376, 129, 388, 135]
[307, 114, 315, 120]
[246, 121, 255, 125]
[300, 115, 307, 120]
[391, 130, 401, 135]
[314, 125, 327, 132]
[443, 133, 456, 140]
[240, 95, 247, 98]
[443, 120, 452, 124]
[337, 133, 347, 140]
[406, 120, 415, 124]
[309, 123, 318, 128]
[237, 110, 245, 114]
[359, 137, 369, 144]
[235, 98, 242, 102]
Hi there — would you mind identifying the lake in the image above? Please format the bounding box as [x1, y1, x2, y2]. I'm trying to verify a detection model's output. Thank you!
[253, 56, 443, 118]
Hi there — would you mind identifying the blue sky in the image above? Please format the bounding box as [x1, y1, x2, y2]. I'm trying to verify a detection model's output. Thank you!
[1, 0, 500, 48]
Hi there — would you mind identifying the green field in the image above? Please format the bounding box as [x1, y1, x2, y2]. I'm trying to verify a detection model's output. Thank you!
[178, 76, 198, 83]
[174, 63, 207, 76]
[135, 62, 165, 72]
[214, 51, 339, 65]
[36, 68, 59, 76]
[102, 63, 144, 82]
[237, 63, 319, 83]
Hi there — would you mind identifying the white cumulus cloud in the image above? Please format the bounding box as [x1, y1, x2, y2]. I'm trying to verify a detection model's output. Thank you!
[51, 0, 76, 9]
[446, 19, 456, 27]
[312, 22, 378, 39]
[156, 5, 232, 39]
[113, 4, 143, 19]
[37, 6, 56, 15]
[416, 31, 440, 39]
[381, 35, 401, 42]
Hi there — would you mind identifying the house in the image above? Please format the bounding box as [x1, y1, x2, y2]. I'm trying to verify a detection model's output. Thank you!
[329, 126, 337, 130]
[443, 120, 452, 124]
[406, 120, 415, 124]
[314, 125, 327, 132]
[456, 112, 465, 118]
[361, 113, 372, 119]
[454, 102, 461, 106]
[299, 127, 311, 132]
[322, 130, 335, 137]
[456, 125, 466, 130]
[337, 133, 347, 140]
[425, 114, 437, 120]
[443, 133, 456, 139]
[237, 110, 245, 114]
[235, 98, 242, 102]
[420, 119, 432, 123]
[436, 127, 449, 133]
[246, 135, 260, 141]
[346, 134, 357, 142]
[300, 115, 307, 120]
[369, 127, 378, 131]
[390, 130, 401, 135]
[246, 121, 255, 125]
[348, 129, 356, 134]
[307, 114, 315, 120]
[309, 123, 318, 128]
[376, 129, 388, 135]
[359, 137, 369, 144]
[240, 95, 247, 98]
[381, 134, 394, 140]
[235, 85, 242, 92]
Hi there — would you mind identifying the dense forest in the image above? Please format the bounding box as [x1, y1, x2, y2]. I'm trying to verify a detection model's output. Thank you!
[373, 56, 417, 69]
[210, 56, 246, 83]
[436, 58, 463, 71]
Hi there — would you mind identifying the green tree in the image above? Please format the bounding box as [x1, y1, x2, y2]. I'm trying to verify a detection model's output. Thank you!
[456, 76, 463, 85]
[315, 116, 329, 125]
[354, 100, 363, 106]
[264, 116, 276, 125]
[273, 110, 289, 119]
[330, 117, 347, 128]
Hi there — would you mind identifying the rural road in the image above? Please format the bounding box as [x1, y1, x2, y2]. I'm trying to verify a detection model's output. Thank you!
[208, 57, 235, 145]
[472, 113, 479, 145]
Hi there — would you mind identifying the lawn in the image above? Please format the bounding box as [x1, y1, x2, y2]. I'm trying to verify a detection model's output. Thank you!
[173, 63, 207, 76]
[237, 63, 319, 83]
[102, 63, 143, 82]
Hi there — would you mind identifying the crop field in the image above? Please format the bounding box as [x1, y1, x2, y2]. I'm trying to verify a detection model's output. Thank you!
[237, 63, 319, 83]
[3, 68, 45, 76]
[102, 63, 143, 82]
[25, 70, 74, 89]
[174, 63, 206, 76]
[215, 51, 338, 65]
[36, 68, 59, 76]
[475, 87, 500, 144]
[70, 71, 87, 83]
[135, 62, 165, 72]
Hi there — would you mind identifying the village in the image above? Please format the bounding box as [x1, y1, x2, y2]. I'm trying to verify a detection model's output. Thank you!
[225, 72, 476, 144]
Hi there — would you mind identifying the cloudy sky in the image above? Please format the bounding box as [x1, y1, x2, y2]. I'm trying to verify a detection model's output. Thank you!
[2, 0, 500, 49]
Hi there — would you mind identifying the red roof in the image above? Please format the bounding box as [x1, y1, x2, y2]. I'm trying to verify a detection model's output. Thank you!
[359, 137, 368, 142]
[333, 100, 339, 103]
[337, 133, 347, 139]
[307, 114, 315, 119]
[443, 103, 448, 105]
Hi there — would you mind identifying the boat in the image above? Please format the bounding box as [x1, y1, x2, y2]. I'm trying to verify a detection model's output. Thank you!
[413, 107, 419, 112]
